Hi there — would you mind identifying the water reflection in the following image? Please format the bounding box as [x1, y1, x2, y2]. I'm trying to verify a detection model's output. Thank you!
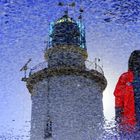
[1, 117, 140, 139]
[1, 0, 140, 140]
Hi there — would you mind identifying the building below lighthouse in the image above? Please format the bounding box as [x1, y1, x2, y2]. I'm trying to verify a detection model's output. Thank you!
[25, 12, 107, 140]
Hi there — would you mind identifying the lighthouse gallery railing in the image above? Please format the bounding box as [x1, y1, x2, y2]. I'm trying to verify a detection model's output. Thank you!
[29, 60, 104, 76]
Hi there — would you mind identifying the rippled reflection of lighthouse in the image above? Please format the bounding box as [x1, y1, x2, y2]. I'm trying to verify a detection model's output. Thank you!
[25, 10, 107, 140]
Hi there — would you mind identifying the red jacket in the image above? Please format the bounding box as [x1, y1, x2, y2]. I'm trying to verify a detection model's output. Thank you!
[114, 70, 136, 128]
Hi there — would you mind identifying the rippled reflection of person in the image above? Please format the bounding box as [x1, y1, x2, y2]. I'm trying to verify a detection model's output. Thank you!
[114, 50, 140, 139]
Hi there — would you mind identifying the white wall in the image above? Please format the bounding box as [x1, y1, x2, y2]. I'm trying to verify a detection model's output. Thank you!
[30, 75, 105, 140]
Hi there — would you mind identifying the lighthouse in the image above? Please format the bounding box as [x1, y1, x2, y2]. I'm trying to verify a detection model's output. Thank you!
[26, 11, 107, 140]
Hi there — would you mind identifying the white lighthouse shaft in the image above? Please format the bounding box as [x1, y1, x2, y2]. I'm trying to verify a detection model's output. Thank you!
[30, 75, 105, 140]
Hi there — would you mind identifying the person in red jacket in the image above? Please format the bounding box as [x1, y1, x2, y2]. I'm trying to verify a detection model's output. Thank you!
[114, 50, 140, 135]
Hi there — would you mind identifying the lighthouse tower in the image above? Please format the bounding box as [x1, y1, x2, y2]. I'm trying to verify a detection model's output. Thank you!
[26, 12, 107, 140]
